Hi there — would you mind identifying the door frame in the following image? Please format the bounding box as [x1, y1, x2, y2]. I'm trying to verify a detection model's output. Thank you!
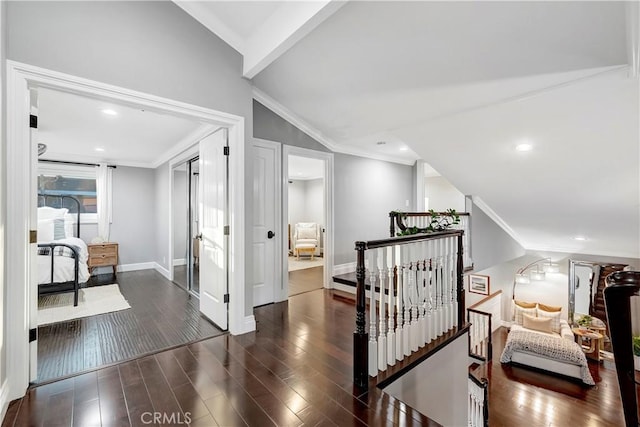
[281, 145, 334, 302]
[252, 138, 283, 306]
[6, 61, 250, 401]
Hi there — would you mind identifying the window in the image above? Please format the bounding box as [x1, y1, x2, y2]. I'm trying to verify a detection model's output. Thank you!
[38, 163, 98, 223]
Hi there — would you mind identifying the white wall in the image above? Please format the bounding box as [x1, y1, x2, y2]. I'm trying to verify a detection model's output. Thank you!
[383, 333, 469, 426]
[287, 180, 306, 231]
[0, 0, 7, 407]
[424, 176, 465, 212]
[154, 162, 170, 275]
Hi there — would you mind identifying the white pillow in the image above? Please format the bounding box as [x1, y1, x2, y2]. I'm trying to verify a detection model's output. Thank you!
[64, 213, 76, 238]
[537, 308, 561, 333]
[37, 207, 68, 220]
[37, 219, 55, 242]
[297, 225, 317, 239]
[514, 305, 537, 326]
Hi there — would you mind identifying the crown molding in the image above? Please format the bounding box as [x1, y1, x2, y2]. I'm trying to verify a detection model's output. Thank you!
[252, 87, 417, 166]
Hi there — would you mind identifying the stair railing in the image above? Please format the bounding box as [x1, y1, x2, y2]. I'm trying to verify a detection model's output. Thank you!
[353, 229, 465, 389]
[467, 309, 492, 362]
[389, 211, 472, 270]
[468, 373, 489, 427]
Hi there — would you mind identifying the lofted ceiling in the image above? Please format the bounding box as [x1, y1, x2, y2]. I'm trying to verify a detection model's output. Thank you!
[37, 88, 208, 168]
[184, 0, 638, 258]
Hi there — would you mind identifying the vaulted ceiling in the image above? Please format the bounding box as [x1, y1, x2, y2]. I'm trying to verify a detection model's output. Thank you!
[182, 1, 640, 258]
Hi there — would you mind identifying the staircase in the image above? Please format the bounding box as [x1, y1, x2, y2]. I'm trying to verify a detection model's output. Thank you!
[591, 263, 627, 321]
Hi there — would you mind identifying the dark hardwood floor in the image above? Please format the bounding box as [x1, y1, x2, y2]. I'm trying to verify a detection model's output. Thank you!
[7, 287, 628, 426]
[37, 270, 224, 383]
[288, 266, 323, 297]
[475, 327, 625, 427]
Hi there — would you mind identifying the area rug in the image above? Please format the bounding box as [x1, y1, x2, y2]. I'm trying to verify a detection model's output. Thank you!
[38, 284, 131, 326]
[288, 256, 324, 272]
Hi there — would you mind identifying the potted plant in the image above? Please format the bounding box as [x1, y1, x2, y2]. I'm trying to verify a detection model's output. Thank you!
[577, 314, 592, 330]
[633, 336, 640, 371]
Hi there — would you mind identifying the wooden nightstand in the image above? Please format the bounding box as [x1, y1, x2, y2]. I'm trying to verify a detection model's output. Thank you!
[88, 242, 119, 275]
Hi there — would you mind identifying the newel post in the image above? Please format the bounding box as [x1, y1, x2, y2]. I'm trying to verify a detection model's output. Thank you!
[457, 232, 465, 327]
[353, 241, 368, 389]
[604, 271, 640, 427]
[389, 212, 396, 238]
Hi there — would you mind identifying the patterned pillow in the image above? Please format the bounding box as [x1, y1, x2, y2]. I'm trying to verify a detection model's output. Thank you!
[514, 304, 537, 325]
[537, 308, 561, 333]
[523, 313, 553, 334]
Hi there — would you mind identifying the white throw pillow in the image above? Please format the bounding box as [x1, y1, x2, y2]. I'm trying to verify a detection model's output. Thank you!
[297, 225, 317, 240]
[37, 207, 68, 220]
[37, 219, 55, 242]
[514, 304, 537, 326]
[537, 308, 561, 333]
[64, 214, 76, 238]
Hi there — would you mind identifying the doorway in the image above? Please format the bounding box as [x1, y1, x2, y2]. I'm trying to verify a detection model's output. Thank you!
[172, 156, 200, 296]
[287, 155, 325, 296]
[7, 61, 249, 399]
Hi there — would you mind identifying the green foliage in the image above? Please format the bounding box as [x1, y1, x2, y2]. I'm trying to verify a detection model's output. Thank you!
[577, 315, 592, 327]
[394, 209, 461, 236]
[633, 336, 640, 356]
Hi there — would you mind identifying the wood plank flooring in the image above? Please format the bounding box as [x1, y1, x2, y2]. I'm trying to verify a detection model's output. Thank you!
[7, 287, 628, 426]
[37, 270, 224, 383]
[288, 266, 323, 297]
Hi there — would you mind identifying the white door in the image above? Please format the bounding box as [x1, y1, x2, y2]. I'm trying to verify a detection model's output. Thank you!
[198, 129, 228, 329]
[252, 141, 280, 306]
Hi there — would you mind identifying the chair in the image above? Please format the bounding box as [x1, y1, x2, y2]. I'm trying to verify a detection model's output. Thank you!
[293, 223, 320, 259]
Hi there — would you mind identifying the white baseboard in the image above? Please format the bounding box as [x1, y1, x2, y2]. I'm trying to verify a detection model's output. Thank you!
[0, 379, 10, 424]
[172, 258, 187, 267]
[116, 262, 156, 273]
[333, 262, 356, 276]
[332, 282, 356, 294]
[154, 263, 171, 280]
[236, 315, 256, 335]
[501, 320, 513, 328]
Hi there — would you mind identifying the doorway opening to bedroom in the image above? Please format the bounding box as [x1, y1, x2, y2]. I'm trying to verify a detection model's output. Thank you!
[286, 155, 326, 297]
[29, 85, 226, 384]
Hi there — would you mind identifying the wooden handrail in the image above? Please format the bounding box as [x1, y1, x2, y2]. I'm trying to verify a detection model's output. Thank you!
[468, 290, 503, 309]
[360, 229, 463, 249]
[467, 308, 493, 361]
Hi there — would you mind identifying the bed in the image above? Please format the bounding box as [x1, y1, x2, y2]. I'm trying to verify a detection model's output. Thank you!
[37, 195, 90, 306]
[500, 301, 595, 385]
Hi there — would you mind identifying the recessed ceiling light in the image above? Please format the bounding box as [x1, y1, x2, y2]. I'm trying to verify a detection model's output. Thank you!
[95, 147, 105, 152]
[574, 236, 587, 241]
[515, 143, 533, 152]
[399, 146, 408, 151]
[101, 109, 118, 116]
[376, 141, 386, 145]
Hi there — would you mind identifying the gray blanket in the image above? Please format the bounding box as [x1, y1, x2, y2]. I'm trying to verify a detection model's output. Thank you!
[500, 329, 595, 385]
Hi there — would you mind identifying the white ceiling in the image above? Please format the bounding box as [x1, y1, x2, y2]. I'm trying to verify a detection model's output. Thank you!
[37, 88, 206, 168]
[288, 155, 324, 180]
[248, 1, 639, 257]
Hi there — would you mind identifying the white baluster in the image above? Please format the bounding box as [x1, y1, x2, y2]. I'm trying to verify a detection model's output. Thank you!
[386, 246, 396, 366]
[368, 250, 378, 377]
[443, 237, 451, 331]
[402, 244, 411, 356]
[377, 249, 387, 371]
[409, 243, 419, 352]
[419, 241, 428, 348]
[434, 239, 442, 337]
[395, 245, 404, 362]
[425, 240, 434, 344]
[452, 236, 459, 328]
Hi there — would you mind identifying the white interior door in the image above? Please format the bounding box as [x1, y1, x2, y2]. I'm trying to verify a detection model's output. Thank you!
[252, 141, 280, 307]
[198, 129, 228, 329]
